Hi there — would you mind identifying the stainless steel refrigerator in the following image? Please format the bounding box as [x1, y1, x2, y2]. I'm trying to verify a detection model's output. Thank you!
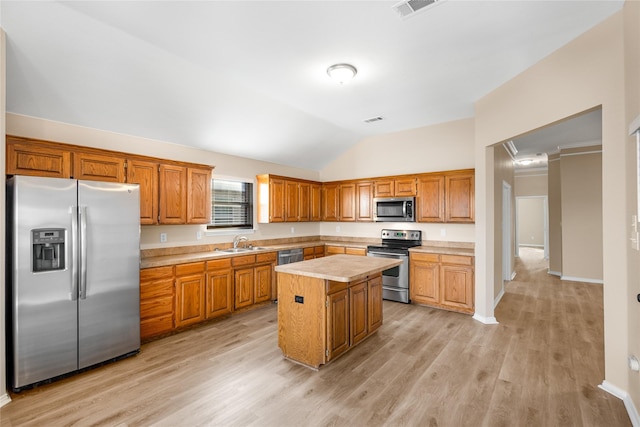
[6, 175, 141, 391]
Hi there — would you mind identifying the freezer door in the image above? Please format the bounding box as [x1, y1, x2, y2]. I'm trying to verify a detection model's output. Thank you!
[78, 180, 141, 369]
[8, 176, 78, 389]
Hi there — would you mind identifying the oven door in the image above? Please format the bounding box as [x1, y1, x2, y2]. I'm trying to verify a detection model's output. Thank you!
[366, 250, 410, 303]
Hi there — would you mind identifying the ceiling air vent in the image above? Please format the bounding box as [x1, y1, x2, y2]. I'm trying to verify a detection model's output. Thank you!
[392, 0, 443, 19]
[363, 116, 384, 124]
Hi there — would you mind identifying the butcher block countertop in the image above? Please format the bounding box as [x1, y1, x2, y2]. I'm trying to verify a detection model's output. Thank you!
[274, 254, 402, 282]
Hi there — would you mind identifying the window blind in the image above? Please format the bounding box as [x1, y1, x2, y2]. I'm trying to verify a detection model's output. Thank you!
[209, 179, 253, 229]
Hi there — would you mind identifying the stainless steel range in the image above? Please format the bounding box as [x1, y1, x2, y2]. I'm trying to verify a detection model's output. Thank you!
[366, 229, 422, 303]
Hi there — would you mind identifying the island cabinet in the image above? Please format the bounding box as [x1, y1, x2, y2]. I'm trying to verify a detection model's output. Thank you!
[410, 252, 474, 314]
[140, 266, 175, 340]
[232, 252, 277, 310]
[276, 254, 400, 369]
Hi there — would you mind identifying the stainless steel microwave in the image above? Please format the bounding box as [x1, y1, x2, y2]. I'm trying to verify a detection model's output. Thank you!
[373, 197, 416, 222]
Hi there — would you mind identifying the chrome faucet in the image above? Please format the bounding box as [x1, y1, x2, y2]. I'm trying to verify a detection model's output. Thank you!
[233, 235, 248, 249]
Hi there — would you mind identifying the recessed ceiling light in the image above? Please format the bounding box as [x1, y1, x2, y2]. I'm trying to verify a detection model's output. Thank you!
[327, 63, 357, 84]
[518, 159, 534, 166]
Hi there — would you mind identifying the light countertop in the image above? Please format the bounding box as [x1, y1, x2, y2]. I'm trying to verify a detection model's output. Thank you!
[274, 254, 402, 282]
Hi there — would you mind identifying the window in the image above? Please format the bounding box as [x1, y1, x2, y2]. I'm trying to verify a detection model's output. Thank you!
[208, 179, 253, 230]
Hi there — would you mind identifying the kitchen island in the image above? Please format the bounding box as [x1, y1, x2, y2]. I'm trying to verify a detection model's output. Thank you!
[275, 254, 402, 368]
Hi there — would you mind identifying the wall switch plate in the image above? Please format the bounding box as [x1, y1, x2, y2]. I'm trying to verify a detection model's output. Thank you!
[440, 229, 446, 237]
[336, 226, 341, 233]
[291, 227, 295, 234]
[160, 233, 167, 243]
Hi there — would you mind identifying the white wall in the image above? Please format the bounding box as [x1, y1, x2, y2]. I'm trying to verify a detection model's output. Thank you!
[517, 198, 545, 247]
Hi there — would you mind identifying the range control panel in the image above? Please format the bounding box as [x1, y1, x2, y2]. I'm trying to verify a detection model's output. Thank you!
[381, 229, 422, 241]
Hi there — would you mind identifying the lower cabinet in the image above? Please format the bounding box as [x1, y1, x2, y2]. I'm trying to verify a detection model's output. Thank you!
[232, 252, 277, 310]
[175, 262, 206, 328]
[205, 259, 233, 319]
[325, 245, 366, 256]
[140, 266, 175, 341]
[410, 252, 474, 314]
[326, 287, 349, 360]
[304, 245, 325, 260]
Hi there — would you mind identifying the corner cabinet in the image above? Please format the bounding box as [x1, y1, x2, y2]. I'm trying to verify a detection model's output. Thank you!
[416, 169, 474, 223]
[256, 174, 322, 223]
[410, 252, 474, 314]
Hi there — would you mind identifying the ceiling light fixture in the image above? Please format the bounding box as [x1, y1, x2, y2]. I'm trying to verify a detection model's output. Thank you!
[518, 159, 534, 166]
[327, 63, 357, 84]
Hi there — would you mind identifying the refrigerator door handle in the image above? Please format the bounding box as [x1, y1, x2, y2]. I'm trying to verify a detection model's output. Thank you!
[79, 205, 88, 300]
[70, 205, 79, 301]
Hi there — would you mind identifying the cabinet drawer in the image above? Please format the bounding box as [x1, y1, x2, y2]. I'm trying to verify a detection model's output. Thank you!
[303, 247, 315, 256]
[175, 261, 206, 276]
[140, 266, 174, 281]
[411, 253, 440, 263]
[141, 314, 173, 338]
[140, 280, 173, 300]
[232, 254, 257, 267]
[141, 296, 173, 319]
[256, 252, 276, 263]
[327, 280, 348, 294]
[326, 246, 345, 255]
[441, 255, 473, 266]
[207, 258, 232, 270]
[314, 246, 325, 255]
[345, 247, 366, 256]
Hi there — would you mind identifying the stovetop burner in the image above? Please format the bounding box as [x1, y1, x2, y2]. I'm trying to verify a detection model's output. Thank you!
[367, 229, 422, 253]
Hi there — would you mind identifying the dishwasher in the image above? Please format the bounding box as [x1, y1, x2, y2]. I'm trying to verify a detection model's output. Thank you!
[275, 248, 304, 303]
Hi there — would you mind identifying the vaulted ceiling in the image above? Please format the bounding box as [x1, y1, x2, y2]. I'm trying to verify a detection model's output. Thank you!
[1, 1, 623, 170]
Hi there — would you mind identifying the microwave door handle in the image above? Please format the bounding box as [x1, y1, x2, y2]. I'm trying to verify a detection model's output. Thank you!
[403, 202, 407, 217]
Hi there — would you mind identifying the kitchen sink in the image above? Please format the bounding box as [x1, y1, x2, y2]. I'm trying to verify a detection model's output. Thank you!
[218, 247, 268, 253]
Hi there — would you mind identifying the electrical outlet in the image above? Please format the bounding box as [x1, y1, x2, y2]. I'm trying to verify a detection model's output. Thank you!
[196, 231, 202, 240]
[291, 227, 295, 234]
[440, 229, 446, 237]
[336, 226, 341, 233]
[160, 233, 167, 243]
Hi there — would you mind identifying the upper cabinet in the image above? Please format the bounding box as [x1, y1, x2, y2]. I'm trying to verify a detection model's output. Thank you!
[374, 177, 417, 197]
[6, 136, 213, 225]
[257, 174, 322, 223]
[416, 174, 445, 223]
[444, 171, 474, 223]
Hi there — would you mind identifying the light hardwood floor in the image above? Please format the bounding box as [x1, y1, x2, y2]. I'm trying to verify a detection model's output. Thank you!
[1, 248, 631, 426]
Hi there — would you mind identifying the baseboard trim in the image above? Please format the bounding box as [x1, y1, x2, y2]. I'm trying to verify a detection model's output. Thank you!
[0, 392, 11, 408]
[547, 270, 562, 277]
[494, 288, 505, 308]
[599, 381, 639, 426]
[472, 313, 499, 325]
[561, 275, 604, 284]
[510, 271, 516, 281]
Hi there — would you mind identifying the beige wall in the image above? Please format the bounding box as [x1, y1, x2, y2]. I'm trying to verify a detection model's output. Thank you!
[548, 155, 562, 275]
[493, 145, 515, 300]
[560, 150, 603, 281]
[624, 0, 640, 409]
[320, 118, 475, 181]
[514, 171, 548, 197]
[517, 198, 545, 247]
[475, 11, 630, 401]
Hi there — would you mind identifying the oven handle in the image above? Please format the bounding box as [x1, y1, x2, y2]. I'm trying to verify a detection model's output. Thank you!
[367, 251, 407, 259]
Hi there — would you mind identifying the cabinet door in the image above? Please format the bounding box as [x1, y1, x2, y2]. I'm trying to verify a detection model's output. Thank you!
[417, 175, 445, 223]
[322, 183, 340, 221]
[345, 247, 366, 256]
[159, 164, 187, 224]
[349, 281, 368, 345]
[74, 152, 125, 182]
[356, 181, 373, 222]
[206, 268, 233, 319]
[374, 180, 394, 197]
[254, 264, 273, 303]
[234, 268, 255, 309]
[310, 183, 322, 222]
[325, 246, 345, 256]
[339, 183, 356, 222]
[445, 172, 474, 223]
[6, 139, 72, 178]
[410, 254, 440, 305]
[140, 266, 174, 340]
[326, 289, 349, 361]
[298, 182, 310, 222]
[367, 275, 383, 333]
[285, 180, 300, 222]
[175, 273, 206, 328]
[127, 159, 159, 225]
[440, 255, 474, 313]
[187, 167, 212, 224]
[395, 178, 417, 196]
[269, 178, 286, 222]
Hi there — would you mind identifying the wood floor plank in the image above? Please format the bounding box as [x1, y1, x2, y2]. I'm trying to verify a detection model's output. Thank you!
[0, 247, 631, 427]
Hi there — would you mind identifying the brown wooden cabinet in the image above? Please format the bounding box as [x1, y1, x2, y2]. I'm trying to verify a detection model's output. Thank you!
[256, 174, 322, 223]
[140, 266, 175, 340]
[299, 182, 311, 221]
[445, 172, 475, 223]
[374, 177, 417, 197]
[410, 252, 474, 314]
[205, 259, 233, 319]
[6, 137, 72, 178]
[174, 262, 206, 328]
[304, 245, 325, 261]
[285, 180, 300, 222]
[127, 159, 159, 225]
[322, 183, 340, 221]
[326, 286, 349, 361]
[325, 245, 366, 256]
[310, 183, 322, 221]
[367, 274, 383, 333]
[339, 183, 356, 222]
[416, 175, 445, 223]
[74, 152, 125, 182]
[356, 181, 373, 222]
[187, 167, 212, 224]
[349, 280, 368, 345]
[159, 164, 187, 224]
[232, 252, 276, 310]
